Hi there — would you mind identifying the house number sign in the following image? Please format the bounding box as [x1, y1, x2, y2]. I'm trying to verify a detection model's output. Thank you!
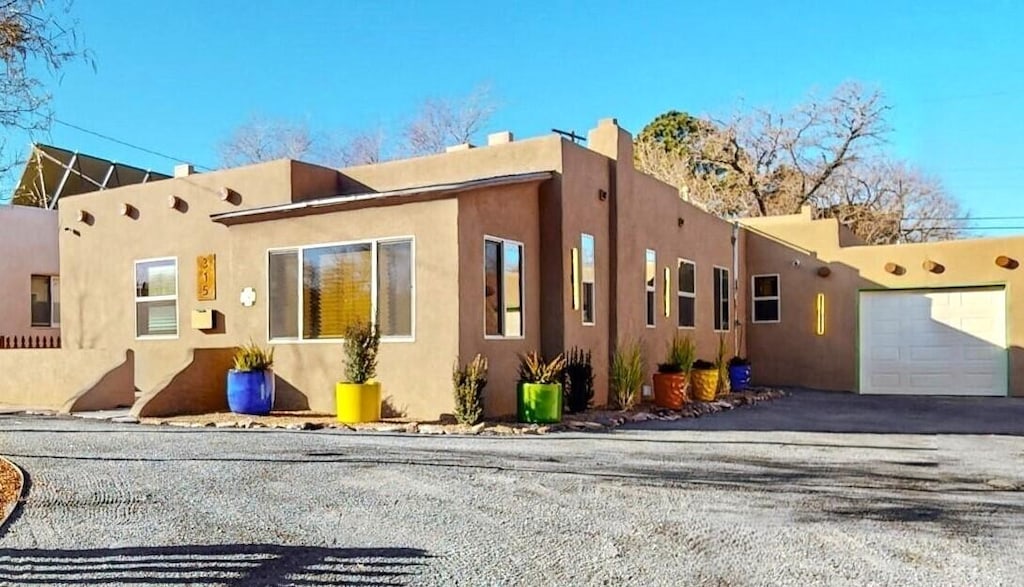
[197, 254, 217, 301]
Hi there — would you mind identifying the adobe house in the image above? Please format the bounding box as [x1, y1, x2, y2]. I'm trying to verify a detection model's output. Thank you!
[0, 204, 61, 344]
[0, 119, 1019, 417]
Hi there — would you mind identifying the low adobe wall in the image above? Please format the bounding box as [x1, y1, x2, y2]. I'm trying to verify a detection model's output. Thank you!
[0, 349, 134, 412]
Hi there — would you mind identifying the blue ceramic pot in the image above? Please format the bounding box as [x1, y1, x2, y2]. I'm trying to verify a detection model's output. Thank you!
[227, 369, 275, 415]
[728, 364, 751, 391]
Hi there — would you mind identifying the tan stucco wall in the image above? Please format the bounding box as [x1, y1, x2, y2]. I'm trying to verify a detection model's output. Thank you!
[744, 212, 1024, 396]
[458, 183, 544, 417]
[0, 348, 133, 411]
[226, 197, 460, 418]
[0, 205, 60, 340]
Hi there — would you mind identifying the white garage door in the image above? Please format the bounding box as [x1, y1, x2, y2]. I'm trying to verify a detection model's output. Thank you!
[859, 288, 1007, 396]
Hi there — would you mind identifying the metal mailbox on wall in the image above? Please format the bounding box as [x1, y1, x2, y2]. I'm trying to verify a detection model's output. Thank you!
[197, 254, 216, 301]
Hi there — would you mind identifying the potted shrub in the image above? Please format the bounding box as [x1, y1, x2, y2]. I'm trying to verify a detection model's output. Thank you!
[610, 340, 645, 410]
[690, 359, 719, 402]
[652, 335, 695, 410]
[728, 356, 752, 391]
[335, 321, 381, 424]
[453, 354, 488, 425]
[517, 351, 566, 424]
[563, 347, 595, 414]
[227, 342, 275, 415]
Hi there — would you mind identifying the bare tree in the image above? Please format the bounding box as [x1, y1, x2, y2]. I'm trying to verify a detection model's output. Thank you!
[403, 84, 497, 155]
[333, 128, 387, 167]
[216, 115, 319, 168]
[0, 0, 85, 201]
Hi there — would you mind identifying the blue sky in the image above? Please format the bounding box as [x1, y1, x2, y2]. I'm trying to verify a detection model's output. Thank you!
[6, 0, 1024, 231]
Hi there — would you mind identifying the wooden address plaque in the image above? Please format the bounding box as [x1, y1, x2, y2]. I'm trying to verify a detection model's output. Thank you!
[197, 254, 216, 301]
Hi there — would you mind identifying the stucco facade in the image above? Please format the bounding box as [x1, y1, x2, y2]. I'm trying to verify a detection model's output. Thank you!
[0, 204, 60, 342]
[742, 207, 1024, 397]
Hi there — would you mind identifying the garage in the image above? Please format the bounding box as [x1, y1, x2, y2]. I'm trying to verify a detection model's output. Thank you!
[858, 287, 1008, 396]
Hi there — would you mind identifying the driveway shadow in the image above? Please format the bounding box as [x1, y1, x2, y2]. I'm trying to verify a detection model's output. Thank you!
[0, 544, 431, 586]
[620, 389, 1024, 435]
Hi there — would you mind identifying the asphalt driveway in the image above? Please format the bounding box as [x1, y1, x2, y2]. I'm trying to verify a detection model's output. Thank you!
[1, 396, 1023, 586]
[627, 389, 1024, 435]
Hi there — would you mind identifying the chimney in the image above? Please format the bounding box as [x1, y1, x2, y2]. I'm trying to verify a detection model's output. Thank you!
[174, 163, 195, 178]
[587, 118, 633, 162]
[445, 143, 474, 153]
[487, 131, 513, 146]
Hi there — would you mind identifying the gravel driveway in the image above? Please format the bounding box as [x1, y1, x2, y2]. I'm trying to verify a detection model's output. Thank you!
[1, 401, 1023, 586]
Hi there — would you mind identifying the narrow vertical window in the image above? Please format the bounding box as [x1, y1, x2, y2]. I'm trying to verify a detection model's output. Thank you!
[645, 249, 656, 327]
[268, 250, 300, 339]
[752, 274, 781, 323]
[378, 240, 413, 337]
[30, 275, 56, 327]
[484, 237, 524, 337]
[135, 258, 178, 338]
[677, 260, 695, 328]
[581, 233, 595, 325]
[713, 266, 730, 332]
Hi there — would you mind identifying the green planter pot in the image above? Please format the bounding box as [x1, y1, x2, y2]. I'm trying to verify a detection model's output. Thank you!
[517, 382, 563, 424]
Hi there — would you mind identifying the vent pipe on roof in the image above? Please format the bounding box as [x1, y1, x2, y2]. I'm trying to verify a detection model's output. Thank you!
[174, 163, 195, 178]
[445, 143, 474, 153]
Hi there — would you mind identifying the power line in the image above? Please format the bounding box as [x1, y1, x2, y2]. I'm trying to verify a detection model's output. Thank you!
[51, 118, 214, 171]
[903, 216, 1024, 221]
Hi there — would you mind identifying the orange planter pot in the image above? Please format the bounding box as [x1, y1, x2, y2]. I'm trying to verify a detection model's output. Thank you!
[691, 369, 719, 402]
[652, 372, 690, 409]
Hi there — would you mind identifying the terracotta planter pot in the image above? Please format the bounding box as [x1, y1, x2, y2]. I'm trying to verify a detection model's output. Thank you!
[652, 372, 690, 409]
[691, 369, 719, 402]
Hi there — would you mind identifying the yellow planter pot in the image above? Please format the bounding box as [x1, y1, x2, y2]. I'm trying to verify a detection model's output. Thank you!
[335, 382, 381, 424]
[691, 369, 719, 402]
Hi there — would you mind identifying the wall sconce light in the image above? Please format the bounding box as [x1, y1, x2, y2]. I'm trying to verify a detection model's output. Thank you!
[663, 267, 671, 318]
[996, 255, 1019, 269]
[677, 217, 685, 227]
[815, 293, 826, 336]
[598, 189, 608, 201]
[570, 247, 580, 310]
[816, 266, 832, 278]
[922, 260, 945, 274]
[884, 262, 905, 275]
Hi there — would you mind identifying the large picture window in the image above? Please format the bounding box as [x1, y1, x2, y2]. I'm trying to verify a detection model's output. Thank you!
[645, 249, 656, 327]
[677, 260, 695, 328]
[484, 237, 524, 338]
[752, 274, 781, 323]
[30, 275, 60, 328]
[581, 233, 595, 325]
[135, 258, 178, 338]
[268, 238, 413, 341]
[713, 266, 730, 332]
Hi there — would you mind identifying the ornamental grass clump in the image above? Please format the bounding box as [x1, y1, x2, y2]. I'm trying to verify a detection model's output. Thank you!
[517, 351, 566, 384]
[658, 334, 696, 376]
[452, 354, 488, 425]
[562, 347, 595, 413]
[343, 321, 380, 384]
[610, 340, 645, 410]
[714, 334, 731, 396]
[233, 342, 274, 372]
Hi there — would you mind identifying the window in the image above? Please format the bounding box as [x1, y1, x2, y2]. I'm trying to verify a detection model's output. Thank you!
[135, 258, 178, 338]
[581, 234, 595, 325]
[484, 237, 524, 337]
[752, 274, 781, 323]
[713, 266, 730, 332]
[268, 239, 413, 341]
[677, 260, 695, 328]
[30, 275, 60, 327]
[645, 249, 656, 327]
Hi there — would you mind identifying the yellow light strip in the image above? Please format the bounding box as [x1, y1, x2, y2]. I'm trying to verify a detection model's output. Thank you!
[815, 293, 826, 335]
[664, 267, 671, 317]
[571, 247, 580, 310]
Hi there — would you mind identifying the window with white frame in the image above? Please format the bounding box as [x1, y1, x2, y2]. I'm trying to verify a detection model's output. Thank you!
[30, 275, 60, 327]
[677, 260, 695, 328]
[484, 237, 524, 337]
[581, 233, 595, 325]
[645, 249, 656, 327]
[752, 274, 781, 323]
[267, 238, 413, 341]
[135, 258, 178, 338]
[713, 266, 730, 331]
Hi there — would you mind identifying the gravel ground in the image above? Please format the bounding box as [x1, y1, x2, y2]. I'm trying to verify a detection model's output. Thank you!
[1, 410, 1023, 586]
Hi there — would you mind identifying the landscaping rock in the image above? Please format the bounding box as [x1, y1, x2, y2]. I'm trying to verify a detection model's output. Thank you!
[110, 415, 139, 424]
[489, 425, 514, 435]
[214, 422, 236, 429]
[372, 424, 405, 433]
[404, 423, 421, 434]
[418, 424, 446, 435]
[469, 423, 486, 435]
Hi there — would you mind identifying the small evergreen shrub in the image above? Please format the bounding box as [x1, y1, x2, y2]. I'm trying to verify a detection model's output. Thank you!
[343, 321, 380, 384]
[610, 341, 645, 410]
[562, 347, 594, 413]
[233, 342, 274, 372]
[453, 354, 488, 425]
